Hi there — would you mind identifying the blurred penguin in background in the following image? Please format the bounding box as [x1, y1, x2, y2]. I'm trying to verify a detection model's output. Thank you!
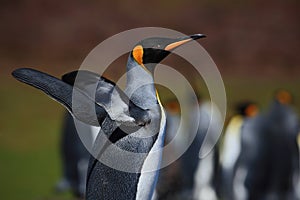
[55, 111, 100, 198]
[155, 98, 183, 200]
[155, 94, 222, 200]
[192, 99, 223, 200]
[266, 89, 299, 200]
[219, 101, 259, 200]
[225, 90, 299, 200]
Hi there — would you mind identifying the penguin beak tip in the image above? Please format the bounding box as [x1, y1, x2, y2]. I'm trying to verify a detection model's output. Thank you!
[190, 34, 206, 40]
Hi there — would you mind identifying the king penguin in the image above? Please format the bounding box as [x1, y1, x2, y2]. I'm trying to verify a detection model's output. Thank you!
[12, 34, 205, 200]
[219, 101, 259, 200]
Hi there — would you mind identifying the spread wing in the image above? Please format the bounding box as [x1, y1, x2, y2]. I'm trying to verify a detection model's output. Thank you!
[12, 68, 150, 127]
[62, 70, 151, 126]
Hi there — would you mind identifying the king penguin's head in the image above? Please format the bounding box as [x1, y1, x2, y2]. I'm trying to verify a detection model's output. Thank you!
[130, 34, 206, 74]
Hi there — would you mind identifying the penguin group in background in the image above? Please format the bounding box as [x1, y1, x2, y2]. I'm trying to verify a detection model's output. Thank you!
[55, 111, 99, 198]
[12, 34, 205, 200]
[155, 95, 222, 200]
[221, 90, 299, 200]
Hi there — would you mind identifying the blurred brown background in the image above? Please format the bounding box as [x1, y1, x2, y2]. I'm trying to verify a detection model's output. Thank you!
[1, 0, 299, 77]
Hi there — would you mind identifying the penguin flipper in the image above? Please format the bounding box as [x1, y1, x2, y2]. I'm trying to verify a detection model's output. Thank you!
[12, 68, 107, 126]
[62, 70, 151, 126]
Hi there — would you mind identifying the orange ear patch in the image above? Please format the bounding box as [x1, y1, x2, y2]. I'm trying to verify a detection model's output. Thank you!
[245, 104, 258, 117]
[276, 90, 292, 105]
[132, 45, 144, 65]
[163, 97, 180, 114]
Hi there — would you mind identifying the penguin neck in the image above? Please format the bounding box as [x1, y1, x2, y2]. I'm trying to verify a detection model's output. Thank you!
[125, 56, 158, 109]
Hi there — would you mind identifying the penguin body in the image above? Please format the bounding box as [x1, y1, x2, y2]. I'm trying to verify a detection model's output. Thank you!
[219, 101, 258, 200]
[237, 114, 266, 200]
[12, 34, 205, 200]
[250, 100, 298, 200]
[85, 97, 164, 200]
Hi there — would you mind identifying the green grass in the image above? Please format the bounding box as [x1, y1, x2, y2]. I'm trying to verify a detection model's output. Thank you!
[0, 73, 299, 199]
[0, 76, 75, 199]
